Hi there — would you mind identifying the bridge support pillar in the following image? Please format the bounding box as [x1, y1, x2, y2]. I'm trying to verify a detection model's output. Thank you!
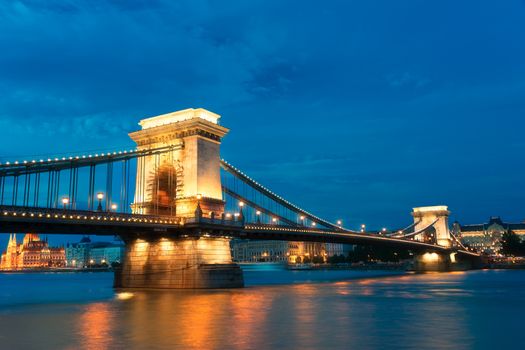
[115, 236, 244, 289]
[413, 252, 452, 272]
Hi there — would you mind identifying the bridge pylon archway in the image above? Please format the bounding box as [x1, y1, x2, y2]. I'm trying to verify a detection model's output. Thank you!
[128, 108, 229, 218]
[411, 206, 452, 248]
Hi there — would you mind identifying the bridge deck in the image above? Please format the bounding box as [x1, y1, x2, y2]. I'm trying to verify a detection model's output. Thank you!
[0, 206, 479, 259]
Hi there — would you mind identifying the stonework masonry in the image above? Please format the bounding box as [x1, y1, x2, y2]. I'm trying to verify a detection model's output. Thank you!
[116, 237, 244, 289]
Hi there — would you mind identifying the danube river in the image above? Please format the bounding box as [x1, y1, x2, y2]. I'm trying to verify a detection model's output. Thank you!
[0, 269, 523, 349]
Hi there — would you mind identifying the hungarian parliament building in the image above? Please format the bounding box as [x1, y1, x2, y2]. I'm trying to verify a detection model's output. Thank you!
[0, 234, 65, 270]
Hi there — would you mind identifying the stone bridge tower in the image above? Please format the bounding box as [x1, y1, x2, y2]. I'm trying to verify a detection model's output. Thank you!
[129, 108, 228, 218]
[411, 206, 452, 248]
[117, 108, 243, 289]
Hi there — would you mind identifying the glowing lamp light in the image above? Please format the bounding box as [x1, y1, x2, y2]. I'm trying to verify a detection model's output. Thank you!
[337, 220, 342, 226]
[196, 193, 202, 200]
[256, 210, 261, 215]
[111, 204, 118, 211]
[62, 197, 69, 205]
[312, 222, 316, 227]
[239, 201, 244, 207]
[272, 217, 277, 222]
[97, 192, 104, 200]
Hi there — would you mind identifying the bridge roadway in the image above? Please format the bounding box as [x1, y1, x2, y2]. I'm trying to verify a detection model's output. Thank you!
[0, 205, 478, 259]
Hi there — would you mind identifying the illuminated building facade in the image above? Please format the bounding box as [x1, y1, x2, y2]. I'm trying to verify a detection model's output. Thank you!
[454, 217, 525, 254]
[0, 234, 65, 270]
[230, 240, 345, 263]
[65, 236, 125, 267]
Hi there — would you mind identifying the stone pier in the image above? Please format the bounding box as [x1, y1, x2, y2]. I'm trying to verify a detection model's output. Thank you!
[412, 252, 452, 272]
[115, 236, 244, 289]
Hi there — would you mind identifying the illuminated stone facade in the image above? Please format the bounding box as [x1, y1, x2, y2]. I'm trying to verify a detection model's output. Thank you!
[412, 206, 452, 247]
[116, 236, 243, 289]
[129, 108, 229, 218]
[0, 234, 65, 270]
[454, 217, 525, 254]
[117, 108, 243, 289]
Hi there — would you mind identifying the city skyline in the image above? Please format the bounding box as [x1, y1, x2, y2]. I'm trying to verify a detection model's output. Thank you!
[1, 0, 524, 243]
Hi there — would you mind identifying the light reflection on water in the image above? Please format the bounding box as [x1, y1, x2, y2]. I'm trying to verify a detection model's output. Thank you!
[0, 269, 524, 349]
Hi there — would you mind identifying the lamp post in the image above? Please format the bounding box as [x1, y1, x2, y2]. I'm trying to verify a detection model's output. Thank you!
[300, 215, 305, 226]
[111, 203, 118, 212]
[62, 197, 69, 210]
[96, 192, 104, 212]
[256, 210, 261, 223]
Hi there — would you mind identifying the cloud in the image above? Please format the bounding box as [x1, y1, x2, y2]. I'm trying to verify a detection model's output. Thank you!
[387, 72, 431, 89]
[0, 0, 524, 227]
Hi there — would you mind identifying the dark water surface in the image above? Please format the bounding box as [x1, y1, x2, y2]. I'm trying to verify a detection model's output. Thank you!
[0, 269, 524, 349]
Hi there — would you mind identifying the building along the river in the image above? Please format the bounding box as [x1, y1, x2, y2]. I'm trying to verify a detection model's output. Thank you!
[66, 236, 125, 267]
[1, 234, 65, 270]
[454, 217, 525, 254]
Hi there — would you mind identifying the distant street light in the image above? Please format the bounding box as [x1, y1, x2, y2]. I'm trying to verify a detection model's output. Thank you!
[62, 197, 69, 210]
[111, 203, 118, 212]
[96, 192, 104, 212]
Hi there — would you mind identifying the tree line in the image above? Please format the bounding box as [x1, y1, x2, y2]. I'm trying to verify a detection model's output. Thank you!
[500, 230, 525, 256]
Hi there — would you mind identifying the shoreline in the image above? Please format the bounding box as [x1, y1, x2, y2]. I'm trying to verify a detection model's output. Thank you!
[0, 267, 113, 273]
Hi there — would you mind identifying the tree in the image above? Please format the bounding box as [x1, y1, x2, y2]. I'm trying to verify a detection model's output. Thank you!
[500, 230, 525, 256]
[312, 256, 324, 264]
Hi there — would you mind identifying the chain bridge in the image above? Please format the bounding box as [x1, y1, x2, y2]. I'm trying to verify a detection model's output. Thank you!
[0, 108, 479, 288]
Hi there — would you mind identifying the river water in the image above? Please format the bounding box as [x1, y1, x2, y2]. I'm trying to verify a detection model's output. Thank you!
[0, 269, 523, 349]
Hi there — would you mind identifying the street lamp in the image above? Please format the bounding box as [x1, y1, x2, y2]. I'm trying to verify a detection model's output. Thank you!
[111, 203, 118, 212]
[96, 192, 104, 212]
[239, 201, 244, 207]
[62, 197, 69, 210]
[272, 217, 277, 224]
[256, 210, 261, 223]
[300, 215, 305, 226]
[337, 220, 342, 226]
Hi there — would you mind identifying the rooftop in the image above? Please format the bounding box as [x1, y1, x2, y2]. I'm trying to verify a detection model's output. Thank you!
[139, 108, 220, 130]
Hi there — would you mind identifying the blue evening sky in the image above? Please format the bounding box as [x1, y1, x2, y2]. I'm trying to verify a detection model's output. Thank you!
[0, 0, 524, 247]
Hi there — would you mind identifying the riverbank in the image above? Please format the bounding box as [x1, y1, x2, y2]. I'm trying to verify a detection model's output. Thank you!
[0, 267, 112, 273]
